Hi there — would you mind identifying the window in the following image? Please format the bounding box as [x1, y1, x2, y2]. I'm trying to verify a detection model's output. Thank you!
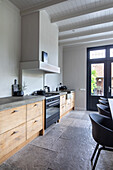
[90, 49, 106, 59]
[110, 48, 113, 57]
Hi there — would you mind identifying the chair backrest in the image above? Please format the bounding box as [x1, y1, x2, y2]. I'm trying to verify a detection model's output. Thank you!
[100, 97, 108, 101]
[108, 99, 113, 120]
[89, 113, 113, 147]
[99, 99, 109, 106]
[97, 104, 111, 118]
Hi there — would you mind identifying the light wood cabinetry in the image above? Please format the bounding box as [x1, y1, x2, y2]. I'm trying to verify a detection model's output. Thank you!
[27, 101, 42, 121]
[0, 124, 26, 159]
[66, 99, 71, 111]
[27, 115, 42, 139]
[0, 100, 44, 164]
[27, 101, 43, 139]
[60, 92, 75, 118]
[0, 105, 26, 134]
[60, 95, 66, 106]
[60, 95, 66, 117]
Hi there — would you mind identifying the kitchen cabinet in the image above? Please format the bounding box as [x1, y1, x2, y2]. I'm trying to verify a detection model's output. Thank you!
[27, 101, 42, 121]
[27, 115, 42, 139]
[26, 101, 43, 139]
[0, 99, 44, 164]
[0, 124, 26, 160]
[0, 105, 26, 134]
[60, 95, 66, 118]
[60, 92, 75, 118]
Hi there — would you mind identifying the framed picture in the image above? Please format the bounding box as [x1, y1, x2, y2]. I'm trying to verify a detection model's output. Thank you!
[42, 51, 48, 63]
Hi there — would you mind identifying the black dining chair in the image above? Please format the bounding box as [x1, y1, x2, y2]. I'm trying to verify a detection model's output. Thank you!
[98, 99, 109, 106]
[100, 97, 108, 101]
[97, 103, 111, 118]
[89, 113, 113, 170]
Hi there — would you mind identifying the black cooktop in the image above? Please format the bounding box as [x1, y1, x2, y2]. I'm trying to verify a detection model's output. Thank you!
[31, 90, 59, 98]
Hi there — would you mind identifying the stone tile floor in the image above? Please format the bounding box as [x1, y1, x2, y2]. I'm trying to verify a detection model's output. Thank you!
[0, 110, 113, 170]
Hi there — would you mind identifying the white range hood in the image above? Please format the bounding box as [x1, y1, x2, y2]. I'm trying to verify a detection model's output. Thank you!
[20, 60, 60, 73]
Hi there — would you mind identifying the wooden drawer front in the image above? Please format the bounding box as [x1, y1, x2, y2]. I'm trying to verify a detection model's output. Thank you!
[0, 105, 26, 134]
[71, 102, 74, 108]
[71, 93, 75, 101]
[71, 93, 75, 104]
[27, 101, 42, 121]
[60, 104, 65, 116]
[0, 124, 26, 159]
[66, 99, 71, 111]
[60, 95, 66, 105]
[27, 115, 42, 139]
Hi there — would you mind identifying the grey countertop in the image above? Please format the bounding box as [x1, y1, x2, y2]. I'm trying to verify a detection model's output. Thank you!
[0, 95, 45, 111]
[0, 89, 75, 111]
[51, 89, 75, 96]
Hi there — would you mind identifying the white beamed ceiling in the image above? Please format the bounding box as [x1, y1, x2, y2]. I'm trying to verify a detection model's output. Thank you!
[9, 0, 113, 46]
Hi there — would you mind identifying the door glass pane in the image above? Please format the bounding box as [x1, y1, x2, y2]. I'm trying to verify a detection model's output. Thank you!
[91, 63, 104, 96]
[111, 63, 113, 96]
[90, 49, 105, 59]
[110, 48, 113, 57]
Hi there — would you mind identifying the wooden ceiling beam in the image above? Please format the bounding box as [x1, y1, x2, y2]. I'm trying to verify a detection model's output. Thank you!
[59, 26, 113, 40]
[51, 2, 113, 23]
[59, 15, 113, 32]
[59, 33, 113, 46]
[63, 38, 113, 47]
[21, 0, 67, 16]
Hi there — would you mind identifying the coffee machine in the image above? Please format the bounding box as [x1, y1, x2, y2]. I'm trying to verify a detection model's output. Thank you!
[12, 79, 24, 96]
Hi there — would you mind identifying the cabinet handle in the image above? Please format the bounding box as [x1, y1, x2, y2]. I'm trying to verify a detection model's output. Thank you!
[34, 104, 38, 107]
[11, 131, 18, 136]
[11, 110, 18, 114]
[34, 120, 38, 123]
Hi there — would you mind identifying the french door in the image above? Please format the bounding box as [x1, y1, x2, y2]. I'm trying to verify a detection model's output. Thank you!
[87, 45, 113, 111]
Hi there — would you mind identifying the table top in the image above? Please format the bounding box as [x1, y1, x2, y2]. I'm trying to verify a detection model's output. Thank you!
[108, 98, 113, 119]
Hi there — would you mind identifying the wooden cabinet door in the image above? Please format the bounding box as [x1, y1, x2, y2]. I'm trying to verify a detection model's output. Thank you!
[27, 115, 42, 139]
[60, 104, 65, 117]
[0, 105, 26, 134]
[60, 95, 66, 106]
[71, 93, 75, 109]
[65, 99, 71, 112]
[27, 101, 42, 121]
[0, 124, 26, 159]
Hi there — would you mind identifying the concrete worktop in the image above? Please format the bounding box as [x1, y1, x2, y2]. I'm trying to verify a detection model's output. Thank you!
[51, 89, 75, 96]
[0, 95, 45, 111]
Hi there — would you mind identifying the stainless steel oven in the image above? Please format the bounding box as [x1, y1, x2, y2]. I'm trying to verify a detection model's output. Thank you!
[31, 90, 60, 129]
[45, 95, 60, 129]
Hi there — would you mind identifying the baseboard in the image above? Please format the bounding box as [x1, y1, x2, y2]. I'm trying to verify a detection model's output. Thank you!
[75, 107, 86, 111]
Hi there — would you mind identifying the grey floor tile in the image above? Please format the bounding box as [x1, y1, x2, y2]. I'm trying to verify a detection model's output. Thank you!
[30, 124, 66, 151]
[1, 144, 57, 170]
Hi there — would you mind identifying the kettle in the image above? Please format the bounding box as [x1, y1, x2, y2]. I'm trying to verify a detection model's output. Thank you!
[44, 86, 50, 92]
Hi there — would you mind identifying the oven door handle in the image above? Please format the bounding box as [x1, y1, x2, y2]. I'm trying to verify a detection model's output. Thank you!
[48, 102, 60, 107]
[47, 99, 60, 105]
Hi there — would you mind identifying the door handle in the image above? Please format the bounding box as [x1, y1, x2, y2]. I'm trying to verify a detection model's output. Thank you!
[108, 86, 111, 93]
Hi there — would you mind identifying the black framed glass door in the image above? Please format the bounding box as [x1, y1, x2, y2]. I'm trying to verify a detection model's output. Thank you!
[87, 45, 113, 111]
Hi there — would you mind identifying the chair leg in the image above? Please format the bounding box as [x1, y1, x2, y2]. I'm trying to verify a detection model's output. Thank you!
[92, 147, 103, 170]
[91, 143, 99, 162]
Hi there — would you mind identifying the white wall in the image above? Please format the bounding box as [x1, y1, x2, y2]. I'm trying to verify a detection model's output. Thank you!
[39, 11, 58, 66]
[63, 46, 86, 110]
[63, 40, 113, 110]
[22, 70, 44, 95]
[0, 0, 21, 97]
[44, 45, 63, 91]
[21, 10, 61, 93]
[21, 12, 39, 62]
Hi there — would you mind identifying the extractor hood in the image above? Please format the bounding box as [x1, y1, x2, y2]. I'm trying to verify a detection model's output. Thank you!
[20, 60, 60, 73]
